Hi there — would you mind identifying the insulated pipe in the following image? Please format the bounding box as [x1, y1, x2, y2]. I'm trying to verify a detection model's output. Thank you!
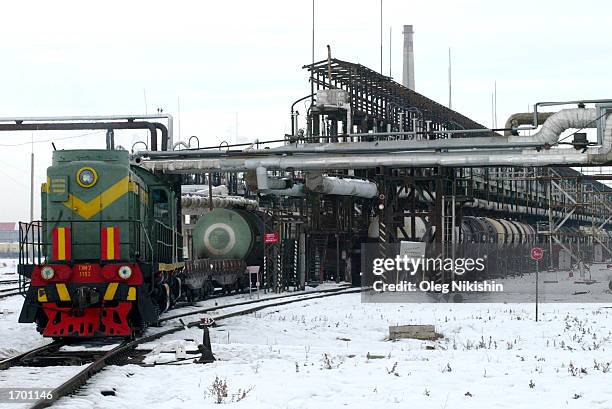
[261, 184, 306, 197]
[173, 141, 190, 150]
[305, 174, 378, 198]
[504, 112, 554, 136]
[593, 112, 612, 159]
[139, 109, 612, 171]
[135, 108, 590, 158]
[255, 166, 269, 190]
[509, 108, 597, 145]
[181, 185, 228, 195]
[140, 149, 590, 173]
[181, 195, 258, 212]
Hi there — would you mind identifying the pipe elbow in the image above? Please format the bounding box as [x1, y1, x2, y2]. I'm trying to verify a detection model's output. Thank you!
[509, 108, 597, 145]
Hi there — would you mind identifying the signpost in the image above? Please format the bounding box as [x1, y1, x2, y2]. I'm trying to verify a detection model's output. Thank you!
[531, 247, 543, 322]
[247, 266, 260, 299]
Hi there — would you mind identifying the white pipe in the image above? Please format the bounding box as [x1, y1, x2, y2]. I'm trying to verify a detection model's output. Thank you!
[256, 166, 269, 190]
[261, 184, 306, 197]
[181, 185, 228, 196]
[306, 174, 378, 198]
[254, 167, 293, 191]
[141, 149, 590, 173]
[509, 108, 596, 145]
[596, 112, 612, 156]
[139, 109, 612, 172]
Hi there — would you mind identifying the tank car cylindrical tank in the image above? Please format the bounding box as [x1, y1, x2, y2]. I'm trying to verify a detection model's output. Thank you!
[192, 208, 263, 264]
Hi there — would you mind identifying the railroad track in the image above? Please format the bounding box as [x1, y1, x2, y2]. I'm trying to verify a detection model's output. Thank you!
[0, 286, 21, 299]
[0, 286, 361, 408]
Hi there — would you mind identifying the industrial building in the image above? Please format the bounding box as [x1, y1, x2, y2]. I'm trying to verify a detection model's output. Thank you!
[128, 26, 612, 292]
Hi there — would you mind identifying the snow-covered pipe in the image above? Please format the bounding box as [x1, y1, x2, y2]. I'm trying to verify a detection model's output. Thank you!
[181, 195, 258, 213]
[181, 184, 228, 196]
[306, 174, 378, 198]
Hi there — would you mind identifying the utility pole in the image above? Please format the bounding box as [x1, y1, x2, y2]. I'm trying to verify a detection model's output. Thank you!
[380, 0, 383, 74]
[494, 81, 498, 128]
[448, 48, 452, 109]
[389, 26, 392, 77]
[310, 0, 315, 111]
[30, 134, 34, 222]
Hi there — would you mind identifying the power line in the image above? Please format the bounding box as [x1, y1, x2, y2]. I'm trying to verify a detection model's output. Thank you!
[0, 130, 104, 147]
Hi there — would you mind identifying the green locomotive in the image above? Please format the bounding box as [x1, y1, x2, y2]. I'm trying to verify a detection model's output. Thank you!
[18, 149, 254, 338]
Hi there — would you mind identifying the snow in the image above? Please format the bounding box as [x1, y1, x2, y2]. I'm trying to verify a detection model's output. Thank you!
[51, 278, 612, 408]
[0, 259, 50, 360]
[2, 257, 612, 408]
[0, 259, 17, 282]
[0, 366, 86, 409]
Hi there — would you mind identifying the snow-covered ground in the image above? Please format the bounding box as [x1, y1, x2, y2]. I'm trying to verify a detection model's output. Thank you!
[0, 259, 17, 276]
[53, 270, 612, 408]
[2, 259, 612, 408]
[0, 259, 44, 360]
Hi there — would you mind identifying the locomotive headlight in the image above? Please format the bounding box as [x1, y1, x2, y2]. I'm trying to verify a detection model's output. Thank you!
[76, 167, 98, 188]
[40, 266, 55, 280]
[118, 265, 132, 280]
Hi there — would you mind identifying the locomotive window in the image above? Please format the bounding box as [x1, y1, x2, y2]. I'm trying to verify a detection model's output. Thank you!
[152, 189, 169, 218]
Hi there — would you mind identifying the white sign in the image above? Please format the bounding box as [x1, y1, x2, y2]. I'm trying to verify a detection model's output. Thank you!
[399, 241, 426, 259]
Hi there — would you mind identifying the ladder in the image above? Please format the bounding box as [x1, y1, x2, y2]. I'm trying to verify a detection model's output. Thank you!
[308, 234, 329, 284]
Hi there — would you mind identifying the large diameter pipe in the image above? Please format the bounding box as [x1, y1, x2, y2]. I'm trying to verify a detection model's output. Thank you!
[141, 149, 590, 173]
[0, 114, 174, 150]
[262, 184, 306, 197]
[306, 174, 378, 198]
[134, 109, 590, 158]
[504, 112, 554, 136]
[509, 108, 597, 145]
[139, 110, 612, 172]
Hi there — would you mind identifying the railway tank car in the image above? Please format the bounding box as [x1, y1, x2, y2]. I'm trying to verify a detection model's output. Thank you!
[17, 149, 254, 339]
[183, 208, 263, 298]
[192, 208, 263, 264]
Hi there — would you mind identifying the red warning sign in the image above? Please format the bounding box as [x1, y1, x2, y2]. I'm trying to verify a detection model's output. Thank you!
[264, 232, 280, 244]
[531, 247, 544, 261]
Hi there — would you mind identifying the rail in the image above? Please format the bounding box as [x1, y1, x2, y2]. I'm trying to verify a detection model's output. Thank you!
[18, 219, 155, 269]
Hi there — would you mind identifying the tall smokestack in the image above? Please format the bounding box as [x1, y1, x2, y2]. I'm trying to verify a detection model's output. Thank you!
[402, 25, 415, 90]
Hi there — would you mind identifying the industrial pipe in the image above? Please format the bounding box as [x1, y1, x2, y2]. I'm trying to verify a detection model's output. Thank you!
[261, 184, 306, 197]
[181, 194, 258, 212]
[306, 174, 378, 198]
[0, 121, 164, 150]
[504, 112, 554, 136]
[140, 148, 590, 173]
[509, 108, 597, 145]
[0, 114, 174, 150]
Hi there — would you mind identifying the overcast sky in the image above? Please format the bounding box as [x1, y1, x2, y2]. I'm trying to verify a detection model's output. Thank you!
[1, 0, 611, 221]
